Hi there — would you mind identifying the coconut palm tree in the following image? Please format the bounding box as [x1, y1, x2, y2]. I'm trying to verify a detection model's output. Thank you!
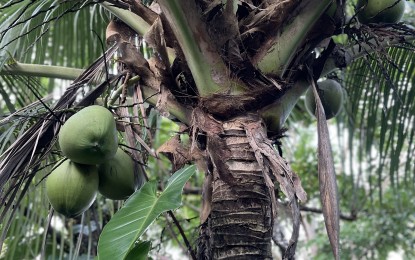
[0, 0, 414, 259]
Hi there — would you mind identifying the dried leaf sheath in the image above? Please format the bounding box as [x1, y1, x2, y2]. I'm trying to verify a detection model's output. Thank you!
[309, 77, 340, 260]
[244, 116, 307, 260]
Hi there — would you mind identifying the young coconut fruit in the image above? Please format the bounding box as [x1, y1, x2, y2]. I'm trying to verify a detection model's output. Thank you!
[46, 159, 99, 218]
[59, 105, 118, 165]
[356, 0, 405, 24]
[305, 79, 343, 120]
[98, 148, 139, 200]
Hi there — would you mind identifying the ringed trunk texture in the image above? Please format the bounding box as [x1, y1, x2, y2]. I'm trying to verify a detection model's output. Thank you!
[198, 115, 273, 259]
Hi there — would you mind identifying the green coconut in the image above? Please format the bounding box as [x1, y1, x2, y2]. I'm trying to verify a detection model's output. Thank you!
[46, 159, 99, 218]
[98, 148, 139, 200]
[59, 105, 118, 165]
[305, 79, 343, 120]
[357, 0, 405, 24]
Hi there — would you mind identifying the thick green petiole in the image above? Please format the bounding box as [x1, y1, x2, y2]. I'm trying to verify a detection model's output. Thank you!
[257, 0, 332, 77]
[260, 79, 309, 133]
[158, 0, 228, 97]
[100, 2, 150, 36]
[0, 62, 83, 80]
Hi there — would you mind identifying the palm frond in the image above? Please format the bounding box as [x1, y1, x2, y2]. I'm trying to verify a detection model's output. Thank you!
[0, 0, 111, 125]
[341, 45, 415, 200]
[0, 0, 109, 68]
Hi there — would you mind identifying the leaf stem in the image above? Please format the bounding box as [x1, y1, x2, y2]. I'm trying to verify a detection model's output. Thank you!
[260, 35, 415, 132]
[260, 79, 309, 133]
[0, 62, 83, 80]
[167, 210, 197, 260]
[257, 0, 331, 77]
[322, 35, 415, 75]
[158, 0, 226, 97]
[100, 2, 150, 36]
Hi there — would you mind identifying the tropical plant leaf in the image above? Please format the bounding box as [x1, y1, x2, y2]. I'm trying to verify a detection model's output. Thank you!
[97, 165, 196, 260]
[288, 42, 415, 206]
[0, 0, 109, 68]
[342, 46, 415, 197]
[124, 240, 151, 260]
[0, 0, 110, 142]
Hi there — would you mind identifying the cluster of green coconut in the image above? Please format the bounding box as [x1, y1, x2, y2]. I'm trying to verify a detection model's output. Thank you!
[305, 0, 405, 120]
[304, 79, 344, 120]
[326, 0, 405, 23]
[46, 105, 140, 218]
[356, 0, 405, 24]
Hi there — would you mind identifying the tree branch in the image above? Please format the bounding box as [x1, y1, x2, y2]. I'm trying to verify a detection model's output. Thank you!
[300, 205, 357, 221]
[167, 211, 197, 260]
[322, 35, 415, 75]
[0, 62, 83, 80]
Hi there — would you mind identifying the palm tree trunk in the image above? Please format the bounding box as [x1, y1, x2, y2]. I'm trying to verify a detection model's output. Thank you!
[197, 113, 273, 259]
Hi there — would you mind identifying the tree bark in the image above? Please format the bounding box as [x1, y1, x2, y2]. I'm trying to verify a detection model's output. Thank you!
[198, 114, 273, 259]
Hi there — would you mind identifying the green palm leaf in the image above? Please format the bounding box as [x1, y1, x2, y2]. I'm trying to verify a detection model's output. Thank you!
[0, 0, 108, 68]
[341, 45, 415, 197]
[0, 0, 110, 127]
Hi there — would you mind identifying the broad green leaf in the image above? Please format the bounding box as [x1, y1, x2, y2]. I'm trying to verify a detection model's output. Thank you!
[124, 241, 151, 260]
[97, 165, 196, 259]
